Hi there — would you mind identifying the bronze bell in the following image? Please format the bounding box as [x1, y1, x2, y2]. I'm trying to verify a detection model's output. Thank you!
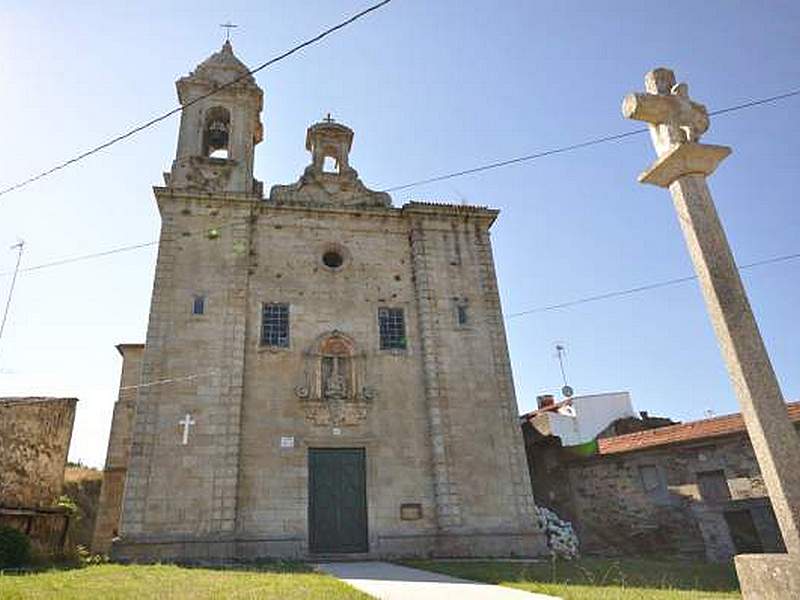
[207, 120, 229, 151]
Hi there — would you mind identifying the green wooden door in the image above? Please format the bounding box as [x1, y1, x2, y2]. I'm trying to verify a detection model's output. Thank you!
[308, 448, 368, 554]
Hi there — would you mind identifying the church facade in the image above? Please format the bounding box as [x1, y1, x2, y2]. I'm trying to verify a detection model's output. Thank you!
[94, 42, 545, 561]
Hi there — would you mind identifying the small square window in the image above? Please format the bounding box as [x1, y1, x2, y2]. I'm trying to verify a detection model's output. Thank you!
[697, 469, 731, 502]
[638, 464, 663, 493]
[378, 307, 406, 350]
[192, 295, 205, 315]
[261, 303, 289, 347]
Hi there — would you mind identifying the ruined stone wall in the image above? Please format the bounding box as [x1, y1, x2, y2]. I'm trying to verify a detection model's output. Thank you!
[528, 429, 793, 561]
[0, 397, 77, 508]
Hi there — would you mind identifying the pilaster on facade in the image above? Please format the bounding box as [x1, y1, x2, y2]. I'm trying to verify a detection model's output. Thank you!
[408, 218, 463, 530]
[120, 216, 180, 536]
[473, 226, 537, 523]
[211, 207, 254, 533]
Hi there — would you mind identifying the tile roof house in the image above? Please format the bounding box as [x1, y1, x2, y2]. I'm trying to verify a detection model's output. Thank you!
[522, 400, 798, 562]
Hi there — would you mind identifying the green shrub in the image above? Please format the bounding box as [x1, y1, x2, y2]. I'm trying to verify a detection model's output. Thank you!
[0, 525, 32, 568]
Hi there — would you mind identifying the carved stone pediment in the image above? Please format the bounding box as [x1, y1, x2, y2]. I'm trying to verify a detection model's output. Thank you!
[270, 167, 391, 208]
[294, 331, 375, 426]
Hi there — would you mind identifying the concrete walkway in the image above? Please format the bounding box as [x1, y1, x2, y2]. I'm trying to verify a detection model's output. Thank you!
[317, 561, 561, 600]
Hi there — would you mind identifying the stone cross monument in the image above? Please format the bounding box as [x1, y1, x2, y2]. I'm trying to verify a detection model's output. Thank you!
[623, 67, 800, 597]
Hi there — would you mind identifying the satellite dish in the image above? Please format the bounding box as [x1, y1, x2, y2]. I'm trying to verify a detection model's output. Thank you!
[562, 385, 574, 398]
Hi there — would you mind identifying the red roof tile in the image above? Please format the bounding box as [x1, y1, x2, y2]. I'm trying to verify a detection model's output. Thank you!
[597, 401, 800, 455]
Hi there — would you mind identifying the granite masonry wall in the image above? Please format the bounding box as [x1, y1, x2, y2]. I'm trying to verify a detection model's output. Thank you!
[525, 426, 791, 562]
[92, 345, 144, 553]
[0, 397, 77, 555]
[109, 194, 545, 561]
[0, 397, 77, 508]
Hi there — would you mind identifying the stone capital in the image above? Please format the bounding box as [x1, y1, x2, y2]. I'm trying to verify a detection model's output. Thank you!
[638, 142, 731, 188]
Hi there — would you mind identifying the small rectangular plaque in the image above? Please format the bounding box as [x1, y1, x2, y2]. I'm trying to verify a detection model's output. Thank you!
[400, 503, 423, 521]
[280, 436, 295, 449]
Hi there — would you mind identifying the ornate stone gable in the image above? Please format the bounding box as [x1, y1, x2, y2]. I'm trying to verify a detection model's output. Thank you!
[294, 331, 376, 426]
[270, 117, 391, 208]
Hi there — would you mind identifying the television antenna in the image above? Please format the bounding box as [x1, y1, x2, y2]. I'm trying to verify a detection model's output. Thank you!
[554, 342, 574, 398]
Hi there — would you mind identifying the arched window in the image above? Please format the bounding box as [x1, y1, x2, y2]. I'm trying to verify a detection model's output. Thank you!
[202, 106, 231, 159]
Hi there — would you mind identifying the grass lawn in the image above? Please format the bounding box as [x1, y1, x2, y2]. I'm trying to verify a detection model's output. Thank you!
[405, 558, 742, 599]
[0, 563, 372, 600]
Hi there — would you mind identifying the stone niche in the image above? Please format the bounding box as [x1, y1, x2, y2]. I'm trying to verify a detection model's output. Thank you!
[294, 331, 375, 426]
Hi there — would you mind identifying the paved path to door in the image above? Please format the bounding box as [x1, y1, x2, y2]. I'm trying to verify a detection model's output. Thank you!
[317, 561, 561, 600]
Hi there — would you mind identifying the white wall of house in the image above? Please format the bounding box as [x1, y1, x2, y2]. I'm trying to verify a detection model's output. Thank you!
[546, 392, 635, 446]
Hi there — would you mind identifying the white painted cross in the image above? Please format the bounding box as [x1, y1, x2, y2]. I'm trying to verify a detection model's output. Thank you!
[179, 413, 195, 445]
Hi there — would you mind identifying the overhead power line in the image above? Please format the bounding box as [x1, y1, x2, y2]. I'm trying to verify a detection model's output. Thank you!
[385, 88, 800, 192]
[12, 239, 160, 275]
[505, 252, 800, 318]
[0, 0, 394, 199]
[0, 86, 798, 279]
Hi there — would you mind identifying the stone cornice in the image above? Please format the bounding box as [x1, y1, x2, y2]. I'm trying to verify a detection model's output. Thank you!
[153, 186, 499, 225]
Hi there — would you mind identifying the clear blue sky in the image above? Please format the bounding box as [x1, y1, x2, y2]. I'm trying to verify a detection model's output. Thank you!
[1, 1, 798, 467]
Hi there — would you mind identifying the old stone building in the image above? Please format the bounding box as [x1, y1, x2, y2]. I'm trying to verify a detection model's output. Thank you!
[0, 396, 78, 554]
[524, 401, 797, 562]
[92, 344, 142, 554]
[94, 42, 544, 561]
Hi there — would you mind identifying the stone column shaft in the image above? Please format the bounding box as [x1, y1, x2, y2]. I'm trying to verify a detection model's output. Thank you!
[669, 174, 800, 555]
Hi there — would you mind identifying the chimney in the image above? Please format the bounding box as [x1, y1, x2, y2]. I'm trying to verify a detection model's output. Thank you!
[537, 394, 556, 409]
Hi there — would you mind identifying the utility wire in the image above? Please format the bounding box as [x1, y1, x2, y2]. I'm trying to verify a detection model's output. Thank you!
[384, 129, 648, 192]
[385, 88, 800, 192]
[13, 240, 159, 275]
[0, 241, 25, 347]
[1, 87, 798, 278]
[26, 249, 799, 393]
[506, 252, 800, 318]
[0, 0, 394, 199]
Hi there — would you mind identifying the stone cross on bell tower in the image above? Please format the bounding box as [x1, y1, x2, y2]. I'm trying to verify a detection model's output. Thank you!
[624, 68, 800, 596]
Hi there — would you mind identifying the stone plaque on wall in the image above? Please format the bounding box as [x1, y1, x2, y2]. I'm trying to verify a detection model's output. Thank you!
[400, 503, 423, 521]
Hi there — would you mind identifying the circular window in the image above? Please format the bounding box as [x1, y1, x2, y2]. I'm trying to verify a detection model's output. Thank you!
[322, 250, 344, 269]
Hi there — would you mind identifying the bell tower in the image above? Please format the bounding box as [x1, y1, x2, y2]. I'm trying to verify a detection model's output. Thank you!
[167, 41, 264, 196]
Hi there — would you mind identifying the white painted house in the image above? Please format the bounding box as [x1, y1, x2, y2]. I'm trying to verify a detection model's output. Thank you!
[522, 392, 635, 447]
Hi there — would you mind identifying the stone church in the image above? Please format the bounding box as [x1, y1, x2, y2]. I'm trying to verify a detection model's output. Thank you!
[93, 41, 545, 560]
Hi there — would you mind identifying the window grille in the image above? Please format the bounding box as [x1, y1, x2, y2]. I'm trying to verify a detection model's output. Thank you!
[192, 295, 205, 315]
[378, 307, 406, 350]
[457, 303, 468, 326]
[261, 303, 290, 347]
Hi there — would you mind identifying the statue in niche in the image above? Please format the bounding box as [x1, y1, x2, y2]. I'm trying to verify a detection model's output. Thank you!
[295, 331, 375, 426]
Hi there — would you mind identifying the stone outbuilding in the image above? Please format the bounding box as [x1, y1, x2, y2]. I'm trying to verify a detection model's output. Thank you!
[0, 397, 78, 555]
[94, 42, 545, 561]
[523, 401, 796, 561]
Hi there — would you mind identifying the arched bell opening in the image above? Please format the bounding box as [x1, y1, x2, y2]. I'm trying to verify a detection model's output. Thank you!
[203, 106, 231, 159]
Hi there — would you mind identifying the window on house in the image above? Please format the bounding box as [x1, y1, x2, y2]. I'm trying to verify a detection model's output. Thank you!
[638, 464, 664, 493]
[261, 303, 289, 347]
[697, 469, 731, 502]
[724, 509, 764, 554]
[192, 295, 206, 315]
[378, 307, 406, 350]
